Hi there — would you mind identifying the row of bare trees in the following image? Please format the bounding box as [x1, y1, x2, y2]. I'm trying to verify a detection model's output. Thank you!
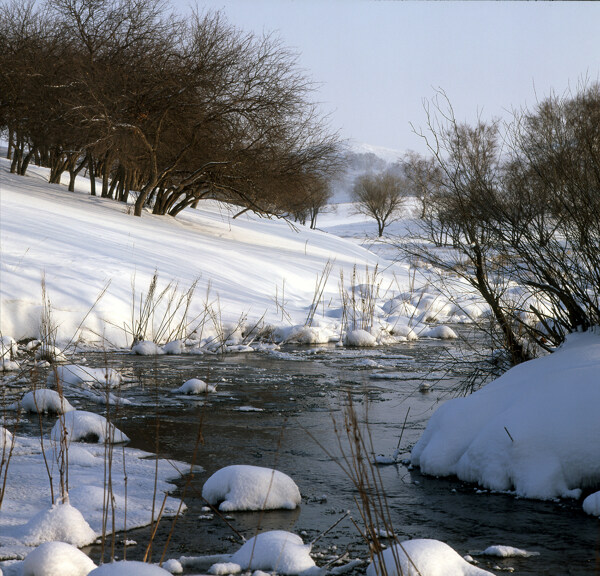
[400, 84, 600, 366]
[0, 0, 340, 218]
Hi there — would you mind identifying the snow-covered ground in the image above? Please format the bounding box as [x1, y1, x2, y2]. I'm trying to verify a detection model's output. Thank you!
[2, 149, 600, 575]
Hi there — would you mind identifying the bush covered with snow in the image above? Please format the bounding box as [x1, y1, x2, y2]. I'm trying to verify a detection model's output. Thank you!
[412, 333, 600, 500]
[22, 541, 96, 576]
[366, 539, 494, 576]
[210, 531, 315, 575]
[202, 465, 301, 511]
[51, 410, 129, 444]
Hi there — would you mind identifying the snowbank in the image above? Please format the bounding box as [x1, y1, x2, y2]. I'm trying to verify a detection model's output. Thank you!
[412, 333, 600, 500]
[366, 539, 494, 576]
[202, 465, 301, 511]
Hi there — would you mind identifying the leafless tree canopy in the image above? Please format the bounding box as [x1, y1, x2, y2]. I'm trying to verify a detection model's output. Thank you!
[403, 85, 600, 366]
[0, 0, 342, 217]
[351, 170, 407, 237]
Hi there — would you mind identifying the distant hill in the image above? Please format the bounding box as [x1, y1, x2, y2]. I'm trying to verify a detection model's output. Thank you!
[330, 141, 404, 203]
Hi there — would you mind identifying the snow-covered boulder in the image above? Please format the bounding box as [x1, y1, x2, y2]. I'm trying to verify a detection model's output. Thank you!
[202, 465, 301, 511]
[1, 358, 20, 371]
[49, 364, 122, 388]
[210, 531, 316, 575]
[20, 503, 96, 548]
[583, 491, 600, 517]
[88, 561, 171, 575]
[412, 333, 600, 499]
[131, 341, 165, 356]
[51, 410, 129, 444]
[273, 325, 335, 345]
[366, 539, 494, 576]
[17, 389, 76, 414]
[172, 379, 216, 394]
[22, 541, 97, 576]
[420, 325, 458, 339]
[344, 329, 377, 347]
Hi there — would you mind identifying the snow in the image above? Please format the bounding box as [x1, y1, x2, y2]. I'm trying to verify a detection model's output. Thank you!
[366, 539, 494, 576]
[21, 542, 96, 576]
[481, 545, 539, 558]
[19, 503, 96, 547]
[210, 531, 316, 575]
[172, 379, 216, 394]
[583, 491, 600, 517]
[344, 329, 377, 347]
[88, 561, 171, 575]
[50, 410, 129, 444]
[412, 332, 600, 500]
[49, 365, 123, 388]
[131, 341, 165, 356]
[202, 465, 301, 511]
[13, 389, 76, 414]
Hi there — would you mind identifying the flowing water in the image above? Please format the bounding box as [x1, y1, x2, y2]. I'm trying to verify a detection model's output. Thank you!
[12, 337, 600, 574]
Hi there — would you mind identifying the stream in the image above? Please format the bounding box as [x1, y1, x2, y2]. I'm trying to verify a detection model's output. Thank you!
[11, 336, 600, 574]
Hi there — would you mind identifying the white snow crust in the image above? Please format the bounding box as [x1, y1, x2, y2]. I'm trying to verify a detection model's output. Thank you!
[481, 545, 538, 558]
[412, 333, 600, 500]
[202, 465, 301, 511]
[366, 539, 494, 576]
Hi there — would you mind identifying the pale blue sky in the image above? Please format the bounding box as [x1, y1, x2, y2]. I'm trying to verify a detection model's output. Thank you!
[172, 1, 600, 153]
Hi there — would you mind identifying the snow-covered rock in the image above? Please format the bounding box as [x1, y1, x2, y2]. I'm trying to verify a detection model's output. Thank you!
[131, 341, 165, 355]
[49, 364, 122, 388]
[211, 531, 316, 575]
[273, 325, 335, 345]
[481, 545, 538, 558]
[412, 333, 600, 499]
[20, 503, 96, 548]
[22, 541, 96, 576]
[172, 379, 216, 394]
[366, 539, 494, 576]
[17, 389, 76, 414]
[1, 358, 20, 371]
[50, 410, 129, 444]
[344, 329, 377, 347]
[202, 465, 301, 511]
[161, 559, 183, 574]
[420, 325, 458, 339]
[583, 491, 600, 517]
[88, 561, 171, 575]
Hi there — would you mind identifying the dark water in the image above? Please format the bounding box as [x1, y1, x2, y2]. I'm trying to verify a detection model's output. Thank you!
[14, 339, 600, 574]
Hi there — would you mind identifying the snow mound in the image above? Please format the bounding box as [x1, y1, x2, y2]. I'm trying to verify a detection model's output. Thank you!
[583, 491, 600, 517]
[345, 329, 377, 347]
[18, 389, 76, 414]
[202, 465, 301, 511]
[35, 345, 67, 363]
[161, 559, 183, 574]
[411, 333, 600, 499]
[51, 411, 129, 444]
[21, 503, 96, 548]
[273, 325, 335, 345]
[131, 341, 165, 355]
[172, 379, 216, 394]
[49, 364, 122, 388]
[89, 561, 171, 575]
[482, 545, 538, 558]
[208, 562, 241, 575]
[211, 531, 315, 575]
[1, 358, 20, 371]
[420, 325, 458, 339]
[1, 426, 13, 447]
[366, 539, 494, 576]
[0, 335, 18, 357]
[22, 541, 97, 576]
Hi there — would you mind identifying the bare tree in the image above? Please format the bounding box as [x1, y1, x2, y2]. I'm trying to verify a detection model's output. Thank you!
[351, 170, 407, 236]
